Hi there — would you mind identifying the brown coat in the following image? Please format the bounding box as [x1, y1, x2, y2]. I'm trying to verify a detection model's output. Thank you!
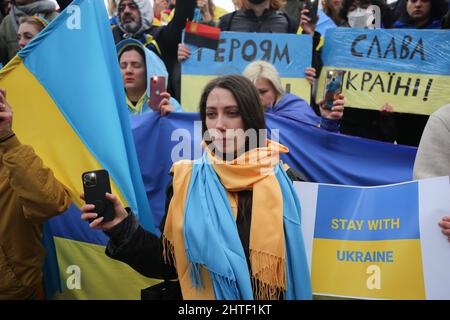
[0, 135, 71, 299]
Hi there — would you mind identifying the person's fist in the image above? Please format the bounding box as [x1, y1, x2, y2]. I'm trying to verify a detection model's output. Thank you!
[0, 89, 13, 140]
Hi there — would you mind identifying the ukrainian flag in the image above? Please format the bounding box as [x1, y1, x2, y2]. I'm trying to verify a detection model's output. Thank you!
[0, 0, 159, 299]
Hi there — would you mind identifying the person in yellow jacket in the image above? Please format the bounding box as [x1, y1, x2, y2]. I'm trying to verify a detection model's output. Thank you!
[0, 89, 71, 299]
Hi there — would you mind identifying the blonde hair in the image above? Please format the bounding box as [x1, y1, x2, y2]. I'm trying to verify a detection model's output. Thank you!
[18, 16, 47, 32]
[243, 60, 284, 100]
[240, 0, 285, 10]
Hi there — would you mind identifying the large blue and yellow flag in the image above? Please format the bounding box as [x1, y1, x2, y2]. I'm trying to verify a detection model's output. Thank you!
[0, 0, 158, 299]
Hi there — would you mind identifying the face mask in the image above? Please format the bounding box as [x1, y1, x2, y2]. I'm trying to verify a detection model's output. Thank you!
[248, 0, 267, 5]
[347, 7, 371, 28]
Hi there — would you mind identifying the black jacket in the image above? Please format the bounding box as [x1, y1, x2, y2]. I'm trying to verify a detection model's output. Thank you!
[218, 8, 298, 34]
[56, 0, 72, 11]
[105, 167, 307, 299]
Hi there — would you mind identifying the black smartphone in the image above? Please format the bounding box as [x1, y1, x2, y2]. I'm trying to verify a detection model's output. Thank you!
[82, 169, 115, 222]
[323, 69, 345, 110]
[304, 0, 319, 25]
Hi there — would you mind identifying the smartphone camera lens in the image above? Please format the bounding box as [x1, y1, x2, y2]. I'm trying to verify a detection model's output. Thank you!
[83, 173, 97, 187]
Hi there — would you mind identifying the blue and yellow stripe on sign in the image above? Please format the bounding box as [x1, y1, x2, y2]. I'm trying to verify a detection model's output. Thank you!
[317, 29, 450, 115]
[311, 182, 425, 299]
[181, 32, 312, 111]
[0, 0, 157, 299]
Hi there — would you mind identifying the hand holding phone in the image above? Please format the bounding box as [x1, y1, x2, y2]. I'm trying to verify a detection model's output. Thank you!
[82, 170, 115, 223]
[303, 0, 319, 25]
[323, 70, 345, 110]
[149, 76, 167, 111]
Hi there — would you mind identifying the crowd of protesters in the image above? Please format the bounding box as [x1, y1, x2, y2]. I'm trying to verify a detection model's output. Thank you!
[0, 0, 449, 300]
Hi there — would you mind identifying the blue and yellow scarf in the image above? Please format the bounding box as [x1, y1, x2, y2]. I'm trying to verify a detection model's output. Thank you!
[163, 140, 312, 300]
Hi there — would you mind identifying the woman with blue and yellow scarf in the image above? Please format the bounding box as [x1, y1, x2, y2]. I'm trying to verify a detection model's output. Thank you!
[81, 75, 312, 300]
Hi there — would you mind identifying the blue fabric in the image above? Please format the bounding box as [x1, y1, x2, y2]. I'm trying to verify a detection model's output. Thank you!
[316, 9, 337, 35]
[110, 15, 119, 27]
[269, 93, 340, 132]
[183, 152, 311, 299]
[49, 204, 109, 245]
[42, 223, 62, 299]
[393, 19, 442, 29]
[183, 153, 253, 299]
[17, 0, 154, 299]
[268, 93, 318, 123]
[276, 167, 312, 299]
[19, 0, 154, 232]
[130, 112, 416, 226]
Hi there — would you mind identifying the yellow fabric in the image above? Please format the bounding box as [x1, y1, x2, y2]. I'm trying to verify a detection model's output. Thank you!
[213, 6, 229, 23]
[163, 160, 215, 300]
[125, 93, 147, 114]
[162, 9, 174, 25]
[0, 57, 129, 210]
[52, 237, 160, 300]
[144, 34, 161, 56]
[163, 140, 290, 299]
[152, 17, 162, 26]
[317, 35, 325, 51]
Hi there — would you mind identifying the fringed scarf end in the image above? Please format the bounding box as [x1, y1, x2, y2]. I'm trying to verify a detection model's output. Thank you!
[210, 272, 241, 300]
[187, 261, 204, 289]
[250, 249, 286, 300]
[251, 276, 285, 300]
[162, 235, 176, 266]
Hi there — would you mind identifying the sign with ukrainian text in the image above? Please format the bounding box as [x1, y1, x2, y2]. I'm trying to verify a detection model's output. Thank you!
[181, 32, 312, 112]
[295, 176, 450, 300]
[317, 29, 450, 115]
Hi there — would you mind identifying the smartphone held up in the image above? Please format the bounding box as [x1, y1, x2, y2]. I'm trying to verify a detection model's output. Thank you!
[82, 169, 114, 223]
[148, 76, 167, 111]
[303, 0, 319, 25]
[323, 70, 345, 110]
